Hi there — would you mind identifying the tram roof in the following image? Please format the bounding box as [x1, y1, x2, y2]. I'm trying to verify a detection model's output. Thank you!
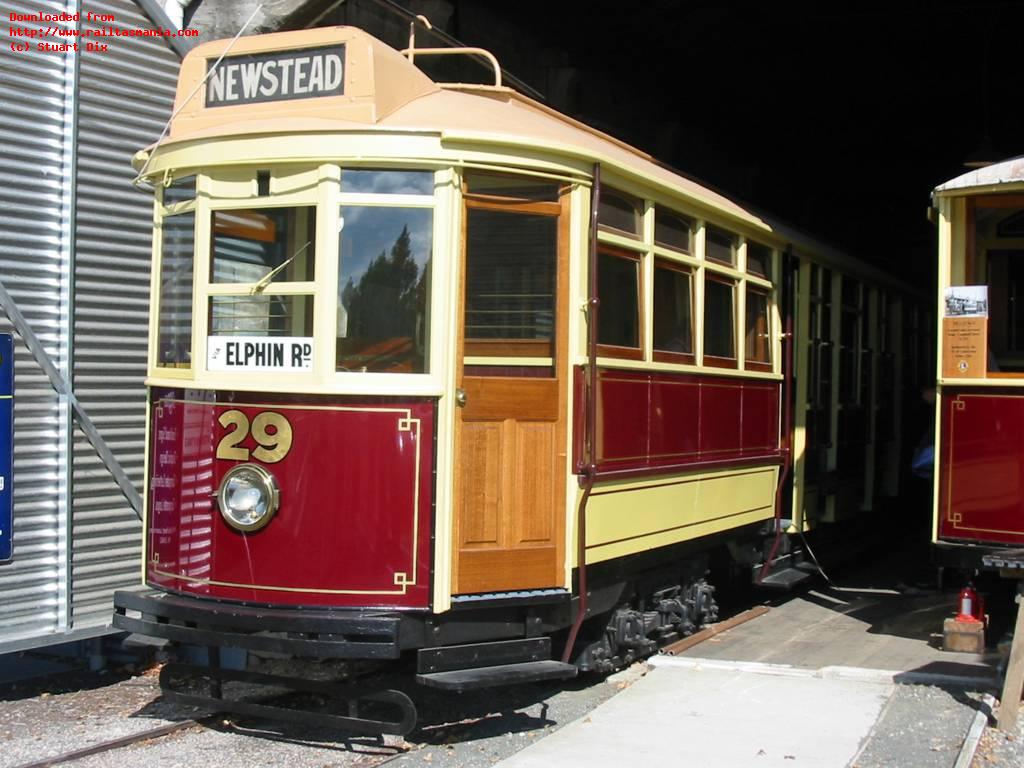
[933, 155, 1024, 197]
[156, 26, 765, 228]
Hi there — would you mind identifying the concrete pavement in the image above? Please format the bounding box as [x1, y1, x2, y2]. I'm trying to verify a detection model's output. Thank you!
[495, 579, 1002, 768]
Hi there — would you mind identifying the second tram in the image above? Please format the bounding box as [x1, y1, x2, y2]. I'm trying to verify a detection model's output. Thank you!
[931, 158, 1024, 569]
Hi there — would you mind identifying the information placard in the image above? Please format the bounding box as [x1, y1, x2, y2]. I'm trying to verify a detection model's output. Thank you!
[0, 333, 13, 564]
[942, 286, 989, 379]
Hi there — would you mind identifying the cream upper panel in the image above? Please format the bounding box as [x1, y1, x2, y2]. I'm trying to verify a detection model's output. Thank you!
[157, 26, 768, 235]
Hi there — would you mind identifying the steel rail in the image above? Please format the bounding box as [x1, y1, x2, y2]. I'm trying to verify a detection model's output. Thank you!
[660, 605, 771, 656]
[8, 718, 204, 768]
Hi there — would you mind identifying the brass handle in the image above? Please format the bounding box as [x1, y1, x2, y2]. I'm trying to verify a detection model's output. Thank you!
[455, 387, 467, 408]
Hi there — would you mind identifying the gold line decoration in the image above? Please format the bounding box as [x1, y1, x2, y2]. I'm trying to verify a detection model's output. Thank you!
[943, 394, 1024, 537]
[151, 398, 425, 595]
[150, 565, 415, 595]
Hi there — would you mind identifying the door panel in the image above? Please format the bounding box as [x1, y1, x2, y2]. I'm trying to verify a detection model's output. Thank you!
[452, 178, 568, 595]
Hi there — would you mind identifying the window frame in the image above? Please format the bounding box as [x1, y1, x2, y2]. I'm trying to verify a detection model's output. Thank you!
[652, 257, 695, 365]
[461, 174, 563, 364]
[744, 283, 773, 372]
[702, 270, 739, 369]
[596, 244, 645, 361]
[154, 202, 197, 373]
[205, 202, 320, 344]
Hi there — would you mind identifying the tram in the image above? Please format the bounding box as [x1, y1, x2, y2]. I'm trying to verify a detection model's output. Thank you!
[113, 26, 926, 733]
[931, 158, 1024, 569]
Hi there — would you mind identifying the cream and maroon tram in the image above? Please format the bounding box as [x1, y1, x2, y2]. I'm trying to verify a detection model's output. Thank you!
[931, 158, 1024, 569]
[113, 26, 921, 733]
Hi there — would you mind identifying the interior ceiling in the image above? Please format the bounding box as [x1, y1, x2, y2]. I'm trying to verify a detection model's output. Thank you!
[437, 0, 1024, 283]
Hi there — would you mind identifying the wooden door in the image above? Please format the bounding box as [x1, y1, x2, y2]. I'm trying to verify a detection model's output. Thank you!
[452, 176, 569, 595]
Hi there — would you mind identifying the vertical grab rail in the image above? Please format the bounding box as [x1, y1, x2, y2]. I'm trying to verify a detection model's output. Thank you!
[562, 163, 601, 663]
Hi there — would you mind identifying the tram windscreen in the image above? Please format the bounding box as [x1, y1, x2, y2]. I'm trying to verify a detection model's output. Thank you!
[337, 206, 433, 373]
[209, 207, 316, 338]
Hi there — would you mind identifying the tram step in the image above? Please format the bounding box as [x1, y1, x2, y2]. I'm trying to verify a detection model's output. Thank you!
[416, 660, 578, 691]
[757, 562, 818, 590]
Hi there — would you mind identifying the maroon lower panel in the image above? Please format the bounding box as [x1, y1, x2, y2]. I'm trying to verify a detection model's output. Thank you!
[939, 389, 1024, 546]
[574, 367, 782, 475]
[147, 389, 434, 608]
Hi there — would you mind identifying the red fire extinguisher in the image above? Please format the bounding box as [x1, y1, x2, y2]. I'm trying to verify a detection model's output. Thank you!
[956, 584, 985, 624]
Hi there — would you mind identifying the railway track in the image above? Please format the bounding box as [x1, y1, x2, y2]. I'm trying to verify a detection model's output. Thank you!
[9, 718, 205, 768]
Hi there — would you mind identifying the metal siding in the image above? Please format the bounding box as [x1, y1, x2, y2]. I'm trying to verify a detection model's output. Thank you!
[0, 0, 75, 647]
[71, 0, 179, 627]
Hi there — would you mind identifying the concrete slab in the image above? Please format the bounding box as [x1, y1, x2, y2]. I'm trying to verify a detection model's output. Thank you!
[496, 575, 1003, 768]
[495, 662, 893, 768]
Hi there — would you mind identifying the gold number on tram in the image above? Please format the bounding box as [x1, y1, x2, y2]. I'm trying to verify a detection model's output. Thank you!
[251, 412, 293, 464]
[216, 410, 294, 463]
[217, 410, 250, 461]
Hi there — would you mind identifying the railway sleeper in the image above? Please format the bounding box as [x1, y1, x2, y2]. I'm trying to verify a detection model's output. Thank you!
[158, 661, 418, 736]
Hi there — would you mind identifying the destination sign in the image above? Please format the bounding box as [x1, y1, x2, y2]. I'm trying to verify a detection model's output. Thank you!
[208, 336, 313, 372]
[205, 44, 345, 107]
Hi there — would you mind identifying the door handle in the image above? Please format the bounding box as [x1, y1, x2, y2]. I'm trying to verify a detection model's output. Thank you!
[455, 387, 467, 408]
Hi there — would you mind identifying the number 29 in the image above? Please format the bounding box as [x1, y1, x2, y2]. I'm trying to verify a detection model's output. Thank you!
[216, 410, 293, 463]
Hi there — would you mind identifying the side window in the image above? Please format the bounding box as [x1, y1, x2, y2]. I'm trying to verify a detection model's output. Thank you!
[157, 212, 195, 368]
[745, 285, 771, 370]
[978, 202, 1024, 373]
[653, 259, 694, 363]
[597, 246, 642, 356]
[705, 226, 737, 266]
[598, 188, 642, 239]
[704, 274, 736, 365]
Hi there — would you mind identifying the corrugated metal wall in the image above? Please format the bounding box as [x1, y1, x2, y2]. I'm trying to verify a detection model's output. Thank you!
[0, 0, 76, 647]
[71, 0, 180, 628]
[0, 0, 182, 651]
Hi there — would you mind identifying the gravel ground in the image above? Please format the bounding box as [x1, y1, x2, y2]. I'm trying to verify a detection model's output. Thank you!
[971, 705, 1024, 768]
[852, 685, 986, 768]
[0, 660, 634, 768]
[2, 658, 1022, 767]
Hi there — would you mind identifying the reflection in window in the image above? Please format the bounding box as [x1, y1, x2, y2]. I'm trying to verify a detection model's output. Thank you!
[597, 249, 640, 350]
[747, 241, 771, 277]
[464, 209, 556, 355]
[598, 188, 642, 237]
[211, 207, 316, 284]
[745, 286, 771, 366]
[210, 294, 313, 337]
[653, 261, 693, 358]
[705, 226, 737, 266]
[654, 206, 693, 253]
[341, 169, 434, 195]
[704, 276, 736, 360]
[157, 212, 195, 367]
[337, 206, 433, 373]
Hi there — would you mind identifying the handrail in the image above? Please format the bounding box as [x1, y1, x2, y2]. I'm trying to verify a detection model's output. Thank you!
[561, 162, 601, 664]
[400, 46, 503, 89]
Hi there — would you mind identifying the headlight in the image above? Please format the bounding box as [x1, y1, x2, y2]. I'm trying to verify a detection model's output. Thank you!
[217, 463, 280, 533]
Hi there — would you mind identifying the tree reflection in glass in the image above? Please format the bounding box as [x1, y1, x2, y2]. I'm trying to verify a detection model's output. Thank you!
[337, 206, 433, 373]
